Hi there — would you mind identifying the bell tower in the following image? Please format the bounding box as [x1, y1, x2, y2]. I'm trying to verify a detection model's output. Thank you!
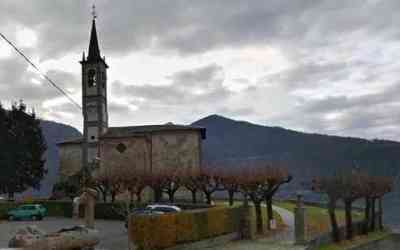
[81, 7, 108, 169]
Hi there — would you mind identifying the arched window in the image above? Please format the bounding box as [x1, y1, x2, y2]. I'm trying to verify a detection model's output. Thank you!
[88, 69, 97, 87]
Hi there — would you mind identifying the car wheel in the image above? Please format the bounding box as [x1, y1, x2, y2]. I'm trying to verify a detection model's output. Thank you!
[8, 215, 14, 221]
[31, 215, 38, 221]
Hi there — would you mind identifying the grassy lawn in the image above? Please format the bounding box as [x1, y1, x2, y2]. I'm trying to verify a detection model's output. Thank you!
[274, 201, 364, 239]
[216, 201, 286, 232]
[315, 230, 390, 250]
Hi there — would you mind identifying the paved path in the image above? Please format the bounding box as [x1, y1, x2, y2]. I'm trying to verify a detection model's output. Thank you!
[0, 217, 128, 250]
[272, 205, 295, 241]
[214, 237, 306, 250]
[209, 205, 303, 250]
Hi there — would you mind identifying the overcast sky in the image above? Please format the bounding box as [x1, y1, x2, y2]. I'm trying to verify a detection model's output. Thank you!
[1, 0, 400, 140]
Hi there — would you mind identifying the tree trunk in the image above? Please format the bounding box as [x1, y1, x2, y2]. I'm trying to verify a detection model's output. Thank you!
[363, 197, 370, 235]
[102, 191, 107, 203]
[328, 200, 340, 242]
[344, 200, 353, 240]
[191, 190, 197, 204]
[205, 192, 212, 205]
[129, 191, 134, 204]
[370, 198, 376, 231]
[8, 192, 14, 201]
[254, 201, 263, 234]
[154, 188, 162, 202]
[168, 190, 175, 203]
[136, 191, 142, 203]
[266, 196, 274, 230]
[111, 192, 116, 203]
[243, 194, 249, 207]
[378, 197, 383, 230]
[228, 190, 235, 206]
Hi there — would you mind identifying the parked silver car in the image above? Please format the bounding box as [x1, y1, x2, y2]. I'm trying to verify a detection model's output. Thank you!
[125, 204, 181, 228]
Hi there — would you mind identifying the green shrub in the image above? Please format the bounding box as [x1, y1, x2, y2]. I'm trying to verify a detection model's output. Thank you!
[129, 205, 244, 249]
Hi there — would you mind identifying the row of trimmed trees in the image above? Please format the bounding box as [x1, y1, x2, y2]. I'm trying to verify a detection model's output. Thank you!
[90, 164, 292, 234]
[54, 160, 394, 240]
[312, 171, 393, 242]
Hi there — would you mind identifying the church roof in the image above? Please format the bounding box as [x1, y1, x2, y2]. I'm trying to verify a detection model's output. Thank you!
[101, 124, 206, 139]
[87, 19, 101, 62]
[58, 125, 206, 145]
[57, 137, 83, 145]
[83, 18, 108, 67]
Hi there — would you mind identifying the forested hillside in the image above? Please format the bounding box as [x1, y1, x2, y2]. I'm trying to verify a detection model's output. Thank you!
[193, 115, 400, 186]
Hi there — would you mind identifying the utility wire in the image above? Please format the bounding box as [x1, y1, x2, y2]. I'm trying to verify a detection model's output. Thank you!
[0, 32, 82, 110]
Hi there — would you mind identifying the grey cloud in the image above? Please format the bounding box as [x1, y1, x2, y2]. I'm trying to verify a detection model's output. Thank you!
[259, 62, 350, 89]
[216, 106, 255, 117]
[4, 1, 399, 58]
[111, 63, 231, 106]
[0, 56, 79, 104]
[3, 1, 400, 140]
[268, 81, 400, 139]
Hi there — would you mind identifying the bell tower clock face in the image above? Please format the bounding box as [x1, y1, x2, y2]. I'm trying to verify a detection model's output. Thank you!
[88, 69, 97, 87]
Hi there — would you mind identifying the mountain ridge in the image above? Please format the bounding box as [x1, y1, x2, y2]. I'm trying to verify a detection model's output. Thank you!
[192, 114, 400, 182]
[18, 114, 400, 197]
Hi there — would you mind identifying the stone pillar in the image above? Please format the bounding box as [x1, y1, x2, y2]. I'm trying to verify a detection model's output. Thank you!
[80, 188, 97, 229]
[295, 194, 307, 245]
[240, 196, 255, 240]
[73, 197, 80, 219]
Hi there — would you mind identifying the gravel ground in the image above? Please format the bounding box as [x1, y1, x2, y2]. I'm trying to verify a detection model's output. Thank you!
[0, 217, 128, 250]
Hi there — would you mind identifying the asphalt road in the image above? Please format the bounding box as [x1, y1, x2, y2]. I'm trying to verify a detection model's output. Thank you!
[0, 217, 128, 250]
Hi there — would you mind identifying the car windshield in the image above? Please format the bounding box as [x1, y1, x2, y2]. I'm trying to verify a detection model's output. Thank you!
[21, 206, 35, 210]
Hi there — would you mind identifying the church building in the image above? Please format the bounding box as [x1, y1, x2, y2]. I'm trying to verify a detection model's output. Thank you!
[58, 14, 206, 186]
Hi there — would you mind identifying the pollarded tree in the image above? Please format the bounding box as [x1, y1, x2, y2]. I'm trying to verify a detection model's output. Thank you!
[366, 175, 393, 232]
[237, 167, 266, 234]
[312, 174, 345, 242]
[337, 171, 365, 240]
[161, 168, 184, 203]
[126, 172, 148, 203]
[220, 168, 240, 206]
[148, 172, 166, 203]
[260, 166, 292, 229]
[195, 166, 223, 205]
[182, 172, 200, 204]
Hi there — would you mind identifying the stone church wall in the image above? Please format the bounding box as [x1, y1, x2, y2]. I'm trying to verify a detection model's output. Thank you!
[59, 143, 82, 181]
[151, 130, 201, 173]
[98, 130, 201, 174]
[98, 136, 151, 174]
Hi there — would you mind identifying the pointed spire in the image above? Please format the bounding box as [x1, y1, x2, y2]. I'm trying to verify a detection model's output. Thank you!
[87, 18, 101, 61]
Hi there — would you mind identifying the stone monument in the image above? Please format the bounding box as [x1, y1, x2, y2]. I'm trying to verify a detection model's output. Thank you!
[294, 193, 307, 245]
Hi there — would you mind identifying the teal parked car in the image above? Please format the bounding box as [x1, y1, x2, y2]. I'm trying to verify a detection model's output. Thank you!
[7, 204, 47, 221]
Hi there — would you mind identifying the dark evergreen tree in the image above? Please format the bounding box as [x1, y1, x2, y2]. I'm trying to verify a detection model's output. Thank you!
[52, 180, 80, 200]
[0, 101, 47, 199]
[0, 103, 12, 195]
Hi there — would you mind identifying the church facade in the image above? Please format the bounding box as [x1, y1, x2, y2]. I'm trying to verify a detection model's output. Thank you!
[58, 16, 206, 185]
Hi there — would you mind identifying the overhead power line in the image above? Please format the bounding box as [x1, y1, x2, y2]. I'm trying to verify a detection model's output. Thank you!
[0, 32, 82, 110]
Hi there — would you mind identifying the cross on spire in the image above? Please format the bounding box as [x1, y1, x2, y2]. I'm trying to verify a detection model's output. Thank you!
[91, 4, 97, 20]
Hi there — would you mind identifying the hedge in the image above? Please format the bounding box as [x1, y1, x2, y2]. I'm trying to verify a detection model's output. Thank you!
[129, 206, 247, 250]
